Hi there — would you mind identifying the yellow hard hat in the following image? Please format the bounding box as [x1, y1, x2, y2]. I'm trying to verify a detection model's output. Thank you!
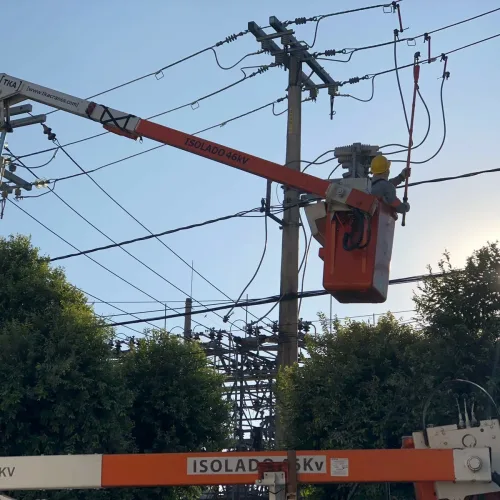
[370, 155, 391, 175]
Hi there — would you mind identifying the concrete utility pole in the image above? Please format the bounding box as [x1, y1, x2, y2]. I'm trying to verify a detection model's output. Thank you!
[248, 17, 336, 447]
[278, 53, 302, 371]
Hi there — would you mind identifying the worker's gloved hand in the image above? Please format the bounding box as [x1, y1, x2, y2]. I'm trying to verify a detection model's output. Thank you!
[400, 168, 410, 179]
[403, 202, 410, 212]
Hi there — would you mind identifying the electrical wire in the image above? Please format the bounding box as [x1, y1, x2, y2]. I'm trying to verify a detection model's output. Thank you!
[381, 87, 431, 155]
[328, 163, 341, 178]
[8, 147, 59, 170]
[51, 142, 276, 331]
[394, 32, 410, 133]
[298, 233, 313, 316]
[16, 63, 279, 161]
[210, 49, 264, 70]
[35, 94, 294, 186]
[402, 166, 500, 188]
[336, 74, 377, 103]
[335, 32, 500, 89]
[390, 70, 447, 165]
[302, 149, 336, 173]
[8, 146, 247, 334]
[317, 5, 500, 61]
[107, 270, 451, 327]
[284, 1, 400, 48]
[8, 199, 205, 331]
[44, 30, 251, 117]
[49, 206, 264, 262]
[223, 216, 268, 322]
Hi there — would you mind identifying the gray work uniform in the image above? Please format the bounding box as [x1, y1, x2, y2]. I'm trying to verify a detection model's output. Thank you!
[371, 171, 409, 214]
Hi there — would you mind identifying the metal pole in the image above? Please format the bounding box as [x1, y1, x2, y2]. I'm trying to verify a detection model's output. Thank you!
[183, 298, 192, 339]
[276, 53, 302, 447]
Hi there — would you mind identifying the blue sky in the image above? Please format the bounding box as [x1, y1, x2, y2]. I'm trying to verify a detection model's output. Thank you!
[2, 0, 499, 339]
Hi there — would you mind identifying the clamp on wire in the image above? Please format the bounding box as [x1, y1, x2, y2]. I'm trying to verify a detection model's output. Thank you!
[440, 53, 450, 80]
[391, 1, 407, 34]
[424, 33, 432, 63]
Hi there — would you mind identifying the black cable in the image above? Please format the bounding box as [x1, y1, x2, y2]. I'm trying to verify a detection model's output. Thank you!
[78, 288, 144, 336]
[284, 1, 399, 48]
[53, 143, 278, 332]
[403, 166, 500, 188]
[44, 30, 251, 117]
[8, 199, 200, 331]
[391, 72, 447, 165]
[302, 149, 335, 173]
[336, 31, 500, 88]
[381, 86, 431, 155]
[223, 216, 268, 322]
[298, 233, 313, 316]
[49, 207, 263, 262]
[9, 147, 59, 169]
[16, 64, 279, 161]
[8, 147, 228, 334]
[394, 32, 410, 133]
[337, 74, 377, 103]
[328, 163, 341, 178]
[36, 95, 292, 186]
[210, 49, 264, 70]
[318, 6, 500, 61]
[107, 270, 450, 327]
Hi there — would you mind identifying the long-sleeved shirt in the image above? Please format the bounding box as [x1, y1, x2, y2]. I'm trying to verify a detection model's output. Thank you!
[371, 172, 409, 214]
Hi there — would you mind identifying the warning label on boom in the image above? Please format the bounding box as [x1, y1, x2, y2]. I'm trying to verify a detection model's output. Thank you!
[187, 455, 326, 475]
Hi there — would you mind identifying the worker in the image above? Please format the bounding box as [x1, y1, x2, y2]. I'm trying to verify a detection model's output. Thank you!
[370, 155, 410, 214]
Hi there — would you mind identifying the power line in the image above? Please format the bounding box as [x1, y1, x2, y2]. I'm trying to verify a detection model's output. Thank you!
[44, 29, 252, 117]
[29, 94, 289, 186]
[107, 271, 448, 327]
[49, 206, 263, 262]
[222, 216, 268, 322]
[8, 199, 199, 331]
[390, 67, 448, 164]
[16, 63, 279, 161]
[283, 1, 400, 48]
[317, 5, 500, 60]
[51, 142, 275, 331]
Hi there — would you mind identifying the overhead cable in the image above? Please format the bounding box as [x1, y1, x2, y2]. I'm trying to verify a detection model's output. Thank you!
[108, 271, 449, 327]
[50, 206, 264, 261]
[52, 142, 277, 331]
[317, 6, 500, 60]
[284, 1, 401, 48]
[222, 216, 269, 323]
[8, 199, 200, 331]
[45, 29, 252, 117]
[17, 63, 280, 161]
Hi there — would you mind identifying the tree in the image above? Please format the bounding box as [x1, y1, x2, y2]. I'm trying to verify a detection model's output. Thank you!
[278, 242, 500, 499]
[0, 235, 133, 500]
[278, 315, 423, 499]
[119, 331, 231, 500]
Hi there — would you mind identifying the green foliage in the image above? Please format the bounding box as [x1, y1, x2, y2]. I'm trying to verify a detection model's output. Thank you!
[122, 330, 230, 454]
[119, 331, 231, 500]
[0, 235, 133, 500]
[0, 235, 231, 500]
[278, 242, 500, 499]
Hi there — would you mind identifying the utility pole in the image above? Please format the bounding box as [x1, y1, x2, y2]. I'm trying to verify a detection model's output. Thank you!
[184, 298, 192, 339]
[248, 17, 337, 448]
[278, 53, 301, 371]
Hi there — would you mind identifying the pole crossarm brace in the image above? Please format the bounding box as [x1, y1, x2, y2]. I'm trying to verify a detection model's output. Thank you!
[247, 22, 318, 94]
[268, 16, 337, 93]
[0, 449, 492, 490]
